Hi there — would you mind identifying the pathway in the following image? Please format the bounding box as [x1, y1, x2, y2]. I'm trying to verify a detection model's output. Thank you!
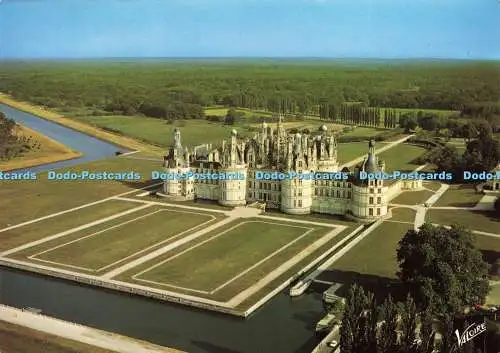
[0, 305, 181, 353]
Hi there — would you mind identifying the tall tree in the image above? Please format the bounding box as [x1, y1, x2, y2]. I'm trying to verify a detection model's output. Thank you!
[397, 224, 489, 317]
[378, 295, 400, 353]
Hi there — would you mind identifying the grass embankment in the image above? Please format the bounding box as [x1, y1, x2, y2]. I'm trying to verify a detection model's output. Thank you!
[0, 93, 163, 155]
[0, 125, 82, 171]
[432, 184, 483, 208]
[0, 320, 115, 353]
[326, 221, 412, 279]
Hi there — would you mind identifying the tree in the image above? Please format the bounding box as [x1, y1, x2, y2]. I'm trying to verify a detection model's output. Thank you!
[494, 197, 500, 218]
[397, 224, 489, 317]
[463, 136, 500, 173]
[378, 295, 399, 353]
[399, 294, 418, 353]
[340, 284, 370, 353]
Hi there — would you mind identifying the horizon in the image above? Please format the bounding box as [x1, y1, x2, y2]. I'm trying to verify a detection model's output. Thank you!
[1, 0, 499, 60]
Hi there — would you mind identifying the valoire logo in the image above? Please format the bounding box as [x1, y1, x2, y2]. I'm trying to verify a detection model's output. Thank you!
[455, 322, 487, 346]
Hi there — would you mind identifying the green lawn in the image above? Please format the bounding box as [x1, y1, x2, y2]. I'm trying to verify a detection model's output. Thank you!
[0, 199, 139, 252]
[204, 107, 273, 117]
[135, 219, 328, 292]
[29, 207, 219, 271]
[378, 144, 427, 172]
[0, 157, 160, 229]
[328, 221, 412, 279]
[426, 209, 500, 234]
[338, 142, 370, 164]
[391, 190, 435, 205]
[389, 207, 416, 223]
[432, 184, 483, 207]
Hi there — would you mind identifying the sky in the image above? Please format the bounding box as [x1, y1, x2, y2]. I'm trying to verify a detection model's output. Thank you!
[0, 0, 499, 59]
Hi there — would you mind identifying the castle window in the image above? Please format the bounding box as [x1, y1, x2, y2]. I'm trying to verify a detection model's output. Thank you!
[348, 183, 352, 188]
[314, 189, 318, 196]
[248, 181, 252, 188]
[370, 188, 374, 193]
[259, 182, 262, 188]
[298, 161, 302, 167]
[369, 197, 374, 204]
[378, 188, 382, 193]
[337, 190, 340, 198]
[348, 191, 351, 198]
[298, 200, 302, 207]
[369, 208, 373, 216]
[377, 197, 381, 204]
[298, 189, 302, 196]
[377, 208, 381, 215]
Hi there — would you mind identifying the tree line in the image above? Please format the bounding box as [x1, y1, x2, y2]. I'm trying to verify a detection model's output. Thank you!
[1, 61, 499, 124]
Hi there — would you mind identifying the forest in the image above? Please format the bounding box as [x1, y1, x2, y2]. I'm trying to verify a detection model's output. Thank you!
[0, 60, 499, 126]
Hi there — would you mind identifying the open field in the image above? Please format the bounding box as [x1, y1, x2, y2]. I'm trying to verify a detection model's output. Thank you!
[432, 184, 483, 207]
[387, 107, 458, 117]
[377, 143, 427, 172]
[0, 320, 115, 353]
[0, 157, 160, 228]
[323, 221, 412, 279]
[73, 115, 254, 147]
[339, 126, 390, 137]
[0, 125, 82, 171]
[391, 189, 435, 205]
[426, 209, 500, 234]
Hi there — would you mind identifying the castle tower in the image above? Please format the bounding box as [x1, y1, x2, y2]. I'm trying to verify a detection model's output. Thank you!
[218, 129, 247, 207]
[162, 128, 194, 199]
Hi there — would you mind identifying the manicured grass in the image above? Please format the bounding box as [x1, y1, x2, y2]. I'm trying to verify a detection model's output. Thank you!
[328, 221, 412, 279]
[0, 94, 163, 155]
[0, 320, 116, 353]
[33, 206, 218, 271]
[389, 207, 416, 223]
[337, 142, 370, 164]
[0, 199, 139, 252]
[423, 181, 442, 192]
[0, 126, 81, 172]
[377, 144, 426, 172]
[391, 190, 435, 205]
[136, 219, 327, 292]
[426, 209, 500, 234]
[432, 184, 483, 207]
[0, 157, 160, 229]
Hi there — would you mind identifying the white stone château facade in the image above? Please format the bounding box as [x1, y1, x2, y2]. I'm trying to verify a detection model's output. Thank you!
[162, 117, 420, 220]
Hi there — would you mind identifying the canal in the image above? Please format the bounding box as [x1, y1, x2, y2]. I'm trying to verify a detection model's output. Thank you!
[0, 103, 325, 353]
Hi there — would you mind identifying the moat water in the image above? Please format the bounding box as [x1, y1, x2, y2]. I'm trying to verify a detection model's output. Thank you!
[0, 103, 325, 353]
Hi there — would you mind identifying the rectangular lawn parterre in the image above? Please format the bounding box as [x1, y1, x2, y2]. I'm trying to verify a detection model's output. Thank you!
[391, 190, 435, 205]
[0, 199, 140, 252]
[126, 218, 332, 299]
[29, 206, 218, 272]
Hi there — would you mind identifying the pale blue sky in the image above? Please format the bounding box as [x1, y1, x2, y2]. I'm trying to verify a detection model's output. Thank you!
[0, 0, 499, 59]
